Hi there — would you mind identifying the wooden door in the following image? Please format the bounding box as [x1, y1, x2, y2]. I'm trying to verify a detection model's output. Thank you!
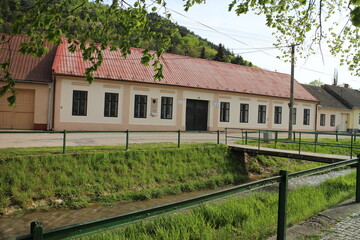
[186, 99, 208, 131]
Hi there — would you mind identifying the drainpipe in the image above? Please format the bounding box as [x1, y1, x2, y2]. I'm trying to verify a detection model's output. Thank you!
[47, 82, 52, 131]
[315, 103, 320, 132]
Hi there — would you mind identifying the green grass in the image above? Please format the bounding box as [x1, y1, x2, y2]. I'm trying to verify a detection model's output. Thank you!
[0, 142, 209, 158]
[237, 138, 360, 156]
[77, 171, 357, 240]
[0, 143, 247, 214]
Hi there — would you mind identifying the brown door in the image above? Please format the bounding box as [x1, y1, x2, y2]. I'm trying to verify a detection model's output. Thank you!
[0, 89, 35, 129]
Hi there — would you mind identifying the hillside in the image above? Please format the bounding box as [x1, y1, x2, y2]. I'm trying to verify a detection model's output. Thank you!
[0, 0, 254, 67]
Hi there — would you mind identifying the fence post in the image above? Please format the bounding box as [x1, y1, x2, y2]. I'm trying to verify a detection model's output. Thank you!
[258, 130, 261, 150]
[356, 156, 360, 203]
[245, 131, 248, 145]
[62, 130, 66, 154]
[241, 130, 244, 145]
[293, 132, 296, 143]
[314, 133, 318, 153]
[350, 135, 354, 159]
[31, 221, 43, 240]
[275, 131, 278, 149]
[178, 130, 181, 148]
[277, 170, 289, 240]
[126, 130, 129, 151]
[225, 128, 228, 145]
[217, 130, 220, 144]
[298, 132, 302, 154]
[336, 130, 339, 142]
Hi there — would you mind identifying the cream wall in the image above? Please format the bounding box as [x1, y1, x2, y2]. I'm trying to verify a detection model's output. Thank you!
[59, 79, 123, 124]
[129, 86, 177, 126]
[316, 108, 351, 131]
[349, 108, 360, 131]
[53, 77, 318, 132]
[0, 81, 50, 127]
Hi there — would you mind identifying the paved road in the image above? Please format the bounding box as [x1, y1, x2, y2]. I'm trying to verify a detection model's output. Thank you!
[0, 131, 225, 148]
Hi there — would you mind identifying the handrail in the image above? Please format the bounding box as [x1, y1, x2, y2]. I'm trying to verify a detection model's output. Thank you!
[225, 128, 359, 158]
[14, 157, 360, 240]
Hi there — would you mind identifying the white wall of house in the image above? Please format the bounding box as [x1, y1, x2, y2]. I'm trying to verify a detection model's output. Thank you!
[316, 108, 351, 131]
[54, 77, 318, 132]
[59, 79, 124, 124]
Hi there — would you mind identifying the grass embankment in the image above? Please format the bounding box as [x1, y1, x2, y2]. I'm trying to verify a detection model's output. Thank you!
[78, 172, 356, 240]
[0, 143, 246, 215]
[0, 143, 327, 215]
[240, 138, 360, 156]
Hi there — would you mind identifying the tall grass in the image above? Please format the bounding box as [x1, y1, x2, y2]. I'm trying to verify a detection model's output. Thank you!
[78, 172, 356, 240]
[0, 144, 246, 214]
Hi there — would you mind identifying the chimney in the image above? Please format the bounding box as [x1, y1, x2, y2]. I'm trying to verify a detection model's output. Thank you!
[344, 83, 349, 88]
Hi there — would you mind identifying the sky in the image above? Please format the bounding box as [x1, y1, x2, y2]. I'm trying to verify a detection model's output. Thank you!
[153, 0, 360, 89]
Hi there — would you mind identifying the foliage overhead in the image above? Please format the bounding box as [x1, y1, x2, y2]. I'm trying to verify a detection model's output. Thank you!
[0, 0, 359, 106]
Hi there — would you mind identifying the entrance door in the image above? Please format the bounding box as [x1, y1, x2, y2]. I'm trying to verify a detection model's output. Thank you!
[340, 114, 348, 131]
[186, 99, 208, 131]
[0, 89, 35, 129]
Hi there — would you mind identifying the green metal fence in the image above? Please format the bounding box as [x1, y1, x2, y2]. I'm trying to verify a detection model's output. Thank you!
[13, 156, 360, 240]
[0, 130, 223, 152]
[225, 128, 360, 158]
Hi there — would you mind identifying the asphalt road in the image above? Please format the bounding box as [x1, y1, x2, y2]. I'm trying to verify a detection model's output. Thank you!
[0, 131, 226, 148]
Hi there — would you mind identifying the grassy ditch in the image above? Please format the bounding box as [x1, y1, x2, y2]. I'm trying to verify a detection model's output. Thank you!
[78, 171, 357, 240]
[0, 144, 246, 215]
[0, 143, 328, 215]
[238, 138, 360, 156]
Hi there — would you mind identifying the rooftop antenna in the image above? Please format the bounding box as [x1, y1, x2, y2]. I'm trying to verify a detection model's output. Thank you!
[333, 68, 338, 86]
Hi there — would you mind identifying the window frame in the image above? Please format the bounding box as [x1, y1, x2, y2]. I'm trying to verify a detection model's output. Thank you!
[258, 105, 266, 124]
[330, 115, 336, 127]
[134, 95, 147, 118]
[240, 103, 249, 123]
[320, 114, 326, 126]
[274, 106, 282, 124]
[72, 90, 88, 116]
[303, 108, 310, 125]
[161, 96, 173, 119]
[220, 102, 230, 122]
[104, 92, 119, 118]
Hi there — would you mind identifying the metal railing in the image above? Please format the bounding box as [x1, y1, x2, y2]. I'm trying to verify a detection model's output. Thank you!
[225, 128, 360, 158]
[14, 156, 360, 240]
[0, 130, 223, 153]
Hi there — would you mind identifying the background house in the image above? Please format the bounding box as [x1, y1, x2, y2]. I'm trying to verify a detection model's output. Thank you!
[323, 84, 360, 132]
[0, 34, 56, 130]
[302, 84, 351, 131]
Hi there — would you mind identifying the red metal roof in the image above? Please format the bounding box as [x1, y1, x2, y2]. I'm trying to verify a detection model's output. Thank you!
[53, 40, 318, 102]
[0, 34, 56, 83]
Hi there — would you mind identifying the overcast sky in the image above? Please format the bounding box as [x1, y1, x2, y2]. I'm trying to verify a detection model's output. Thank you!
[154, 0, 360, 89]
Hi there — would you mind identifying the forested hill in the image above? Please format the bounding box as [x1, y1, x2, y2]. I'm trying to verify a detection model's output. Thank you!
[0, 0, 254, 67]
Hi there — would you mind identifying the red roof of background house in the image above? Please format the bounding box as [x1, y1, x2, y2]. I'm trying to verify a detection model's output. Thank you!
[52, 40, 318, 102]
[0, 34, 57, 83]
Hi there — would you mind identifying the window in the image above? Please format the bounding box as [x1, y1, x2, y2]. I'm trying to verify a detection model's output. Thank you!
[274, 106, 282, 124]
[303, 109, 310, 125]
[72, 90, 87, 116]
[320, 114, 326, 126]
[134, 95, 147, 118]
[220, 102, 230, 122]
[240, 103, 249, 123]
[330, 115, 336, 127]
[292, 108, 297, 125]
[161, 97, 173, 119]
[104, 93, 118, 117]
[258, 105, 266, 124]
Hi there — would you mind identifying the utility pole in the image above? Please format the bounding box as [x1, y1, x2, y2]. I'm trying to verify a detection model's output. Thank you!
[288, 45, 295, 139]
